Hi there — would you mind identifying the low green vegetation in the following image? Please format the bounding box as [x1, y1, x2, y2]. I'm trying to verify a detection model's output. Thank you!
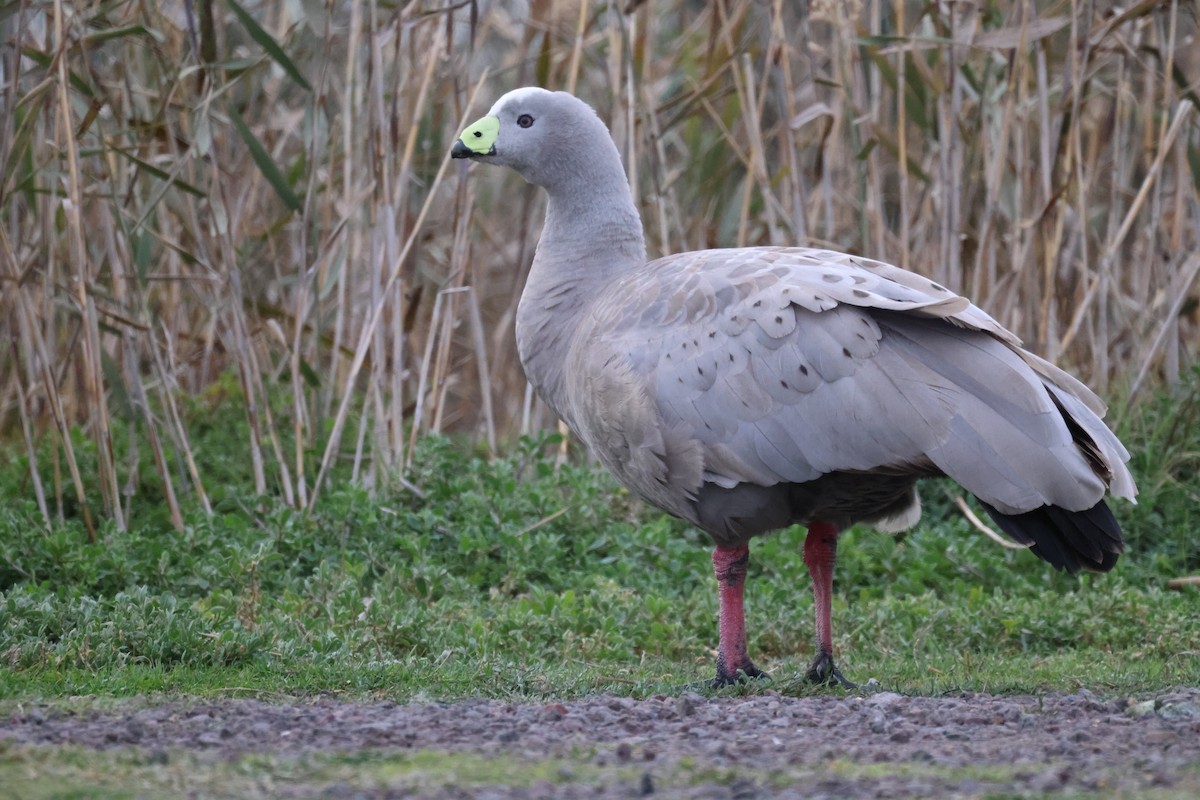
[2, 375, 1199, 703]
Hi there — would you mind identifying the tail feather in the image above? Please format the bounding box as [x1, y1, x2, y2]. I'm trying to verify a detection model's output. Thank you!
[979, 499, 1124, 574]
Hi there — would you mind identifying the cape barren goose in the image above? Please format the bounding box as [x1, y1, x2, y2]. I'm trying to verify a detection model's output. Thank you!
[451, 87, 1137, 687]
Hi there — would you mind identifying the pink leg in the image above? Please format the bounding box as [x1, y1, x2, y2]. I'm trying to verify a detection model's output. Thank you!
[803, 521, 853, 686]
[712, 545, 767, 685]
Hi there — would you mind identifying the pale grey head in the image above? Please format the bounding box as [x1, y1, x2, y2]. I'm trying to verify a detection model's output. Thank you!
[451, 87, 620, 194]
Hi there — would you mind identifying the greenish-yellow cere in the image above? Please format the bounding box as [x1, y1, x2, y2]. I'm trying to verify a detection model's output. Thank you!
[458, 115, 500, 155]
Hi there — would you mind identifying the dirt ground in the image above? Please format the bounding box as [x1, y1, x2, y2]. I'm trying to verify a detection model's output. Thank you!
[4, 688, 1200, 798]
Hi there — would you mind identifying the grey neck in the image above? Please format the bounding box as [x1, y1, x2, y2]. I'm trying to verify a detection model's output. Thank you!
[515, 169, 646, 422]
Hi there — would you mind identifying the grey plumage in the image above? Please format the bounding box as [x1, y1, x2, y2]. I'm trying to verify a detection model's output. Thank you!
[567, 245, 1134, 561]
[452, 87, 1136, 684]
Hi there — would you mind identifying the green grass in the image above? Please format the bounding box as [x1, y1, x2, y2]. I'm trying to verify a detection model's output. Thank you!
[2, 375, 1199, 703]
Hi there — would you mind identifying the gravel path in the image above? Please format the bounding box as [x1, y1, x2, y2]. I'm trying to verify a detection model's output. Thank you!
[4, 688, 1200, 797]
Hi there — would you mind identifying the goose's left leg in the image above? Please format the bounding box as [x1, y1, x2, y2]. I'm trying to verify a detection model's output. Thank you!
[803, 521, 855, 687]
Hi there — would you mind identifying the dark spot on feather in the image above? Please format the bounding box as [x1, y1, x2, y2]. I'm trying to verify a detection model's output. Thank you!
[799, 365, 809, 375]
[682, 342, 688, 349]
[842, 347, 852, 358]
[780, 380, 789, 389]
[774, 315, 783, 325]
[856, 332, 866, 340]
[708, 330, 717, 338]
[931, 282, 947, 292]
[728, 353, 735, 362]
[853, 289, 869, 298]
[697, 367, 704, 376]
[678, 377, 684, 383]
[752, 300, 762, 307]
[822, 274, 839, 283]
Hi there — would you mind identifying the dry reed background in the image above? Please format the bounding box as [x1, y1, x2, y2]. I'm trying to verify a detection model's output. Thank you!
[1, 0, 1198, 533]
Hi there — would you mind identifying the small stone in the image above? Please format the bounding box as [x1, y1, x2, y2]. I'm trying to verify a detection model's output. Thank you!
[616, 742, 633, 761]
[867, 692, 903, 708]
[125, 718, 145, 742]
[675, 693, 702, 717]
[640, 771, 655, 795]
[1158, 702, 1200, 721]
[607, 696, 635, 711]
[1127, 700, 1157, 718]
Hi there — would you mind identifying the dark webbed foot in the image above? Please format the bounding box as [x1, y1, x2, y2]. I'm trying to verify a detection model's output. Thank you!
[806, 649, 856, 688]
[712, 660, 770, 688]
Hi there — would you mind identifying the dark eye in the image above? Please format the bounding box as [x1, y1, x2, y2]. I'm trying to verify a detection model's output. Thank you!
[517, 114, 534, 129]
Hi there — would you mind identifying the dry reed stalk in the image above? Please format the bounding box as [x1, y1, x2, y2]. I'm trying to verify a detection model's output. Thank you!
[640, 81, 674, 256]
[9, 340, 51, 529]
[101, 181, 187, 531]
[2, 229, 95, 540]
[2, 1, 1198, 526]
[124, 336, 185, 533]
[1060, 99, 1196, 357]
[53, 0, 124, 529]
[314, 70, 491, 506]
[1124, 254, 1200, 413]
[429, 287, 462, 436]
[565, 0, 590, 95]
[464, 286, 497, 455]
[148, 330, 212, 516]
[406, 283, 446, 471]
[894, 0, 911, 269]
[771, 0, 806, 245]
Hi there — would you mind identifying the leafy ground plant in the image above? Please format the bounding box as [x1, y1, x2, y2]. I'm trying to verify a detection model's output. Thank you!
[2, 374, 1199, 701]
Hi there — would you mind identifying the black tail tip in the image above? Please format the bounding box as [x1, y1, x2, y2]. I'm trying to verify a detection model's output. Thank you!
[979, 499, 1125, 574]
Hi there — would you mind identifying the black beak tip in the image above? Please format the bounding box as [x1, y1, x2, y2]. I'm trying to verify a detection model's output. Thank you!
[451, 140, 474, 159]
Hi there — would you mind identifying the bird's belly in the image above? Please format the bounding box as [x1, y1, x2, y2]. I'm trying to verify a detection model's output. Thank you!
[693, 471, 927, 548]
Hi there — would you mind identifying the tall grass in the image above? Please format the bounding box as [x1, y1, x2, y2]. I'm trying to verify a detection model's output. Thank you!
[1, 1, 1198, 527]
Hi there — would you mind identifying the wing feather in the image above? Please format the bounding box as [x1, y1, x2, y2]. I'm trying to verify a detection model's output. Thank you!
[566, 246, 1134, 526]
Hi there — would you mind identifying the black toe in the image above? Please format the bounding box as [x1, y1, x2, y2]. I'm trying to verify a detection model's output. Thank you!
[806, 651, 856, 688]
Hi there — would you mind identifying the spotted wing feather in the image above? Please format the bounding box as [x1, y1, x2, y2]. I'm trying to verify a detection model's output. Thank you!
[565, 247, 1134, 534]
